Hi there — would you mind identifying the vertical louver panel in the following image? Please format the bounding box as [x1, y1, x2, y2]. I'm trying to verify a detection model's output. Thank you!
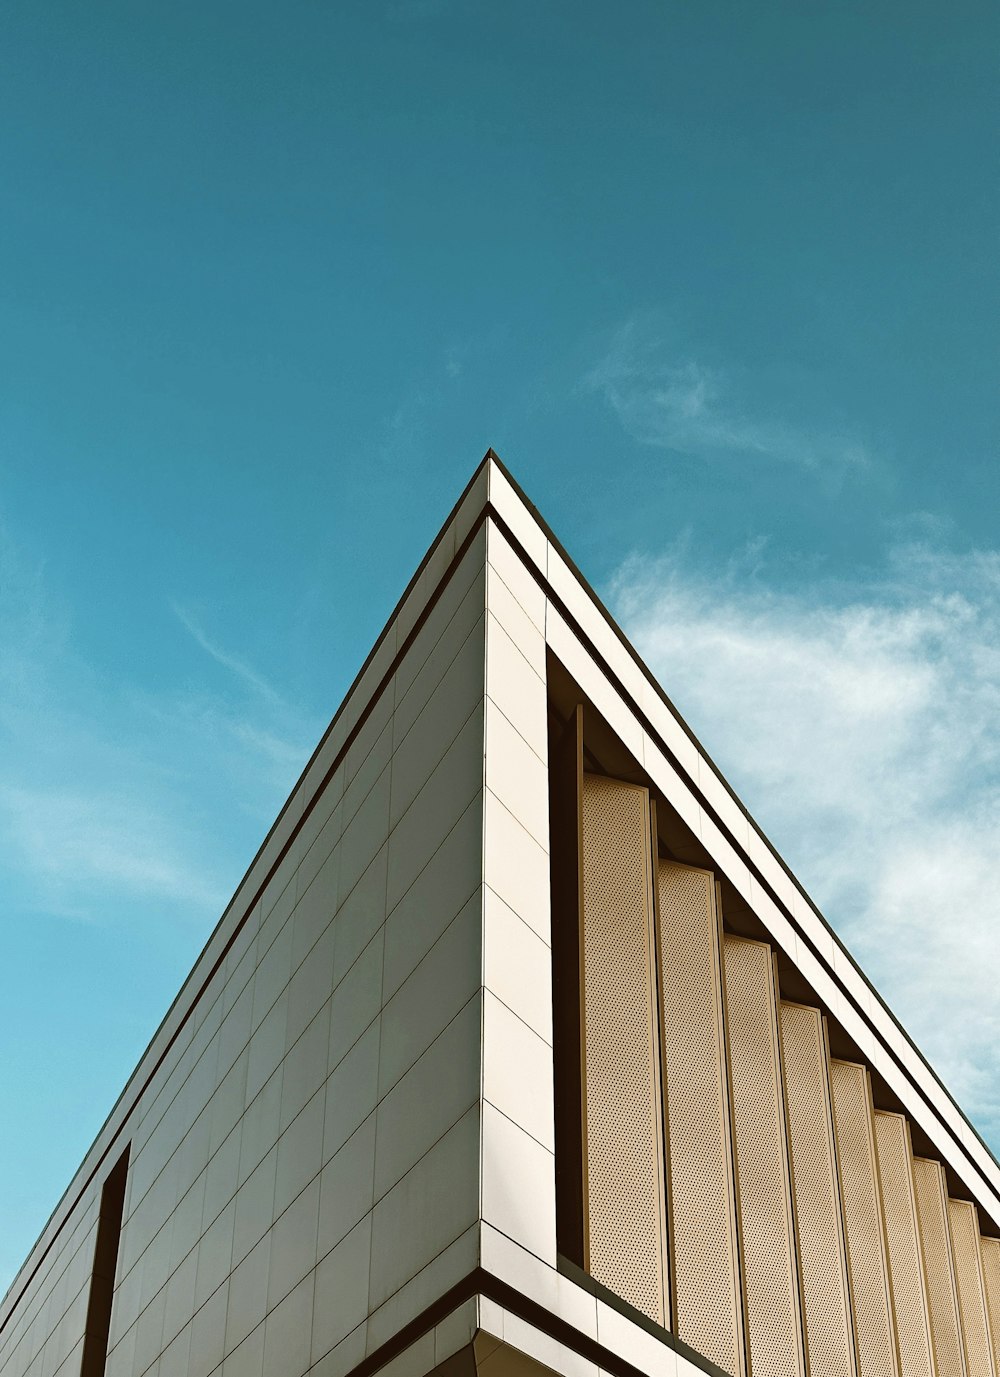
[779, 1004, 857, 1377]
[913, 1156, 967, 1377]
[982, 1238, 1000, 1363]
[829, 1061, 898, 1377]
[657, 862, 744, 1377]
[580, 772, 668, 1326]
[949, 1199, 996, 1377]
[872, 1113, 934, 1377]
[722, 936, 805, 1377]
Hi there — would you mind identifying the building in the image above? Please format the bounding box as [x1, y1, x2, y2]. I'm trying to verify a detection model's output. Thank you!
[2, 452, 999, 1377]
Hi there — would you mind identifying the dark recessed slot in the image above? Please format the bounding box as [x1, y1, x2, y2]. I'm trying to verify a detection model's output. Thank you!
[81, 1146, 130, 1377]
[549, 701, 585, 1267]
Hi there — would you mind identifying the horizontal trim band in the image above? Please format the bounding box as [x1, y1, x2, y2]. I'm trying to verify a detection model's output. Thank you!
[341, 1265, 725, 1377]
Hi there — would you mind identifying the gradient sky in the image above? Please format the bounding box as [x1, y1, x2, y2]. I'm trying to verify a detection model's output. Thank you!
[1, 1, 998, 1294]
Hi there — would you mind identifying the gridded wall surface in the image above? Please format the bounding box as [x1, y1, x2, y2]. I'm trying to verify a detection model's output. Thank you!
[479, 518, 556, 1283]
[0, 531, 490, 1377]
[0, 1195, 100, 1377]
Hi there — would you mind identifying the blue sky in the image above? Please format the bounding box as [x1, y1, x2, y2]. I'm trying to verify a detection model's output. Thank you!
[1, 1, 997, 1292]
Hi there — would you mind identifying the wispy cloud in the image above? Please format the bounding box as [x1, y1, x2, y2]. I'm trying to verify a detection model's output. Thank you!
[0, 523, 318, 930]
[171, 601, 285, 707]
[587, 316, 871, 473]
[0, 784, 224, 915]
[613, 536, 1000, 1147]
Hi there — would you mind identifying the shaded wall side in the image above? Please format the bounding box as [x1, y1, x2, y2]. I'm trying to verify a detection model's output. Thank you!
[0, 527, 489, 1377]
[0, 465, 491, 1341]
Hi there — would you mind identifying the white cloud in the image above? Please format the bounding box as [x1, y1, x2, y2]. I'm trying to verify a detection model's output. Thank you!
[0, 523, 318, 929]
[0, 784, 224, 915]
[587, 316, 870, 473]
[612, 537, 1000, 1148]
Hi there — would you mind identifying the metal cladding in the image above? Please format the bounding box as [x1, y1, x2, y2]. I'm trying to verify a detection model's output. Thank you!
[913, 1156, 968, 1377]
[828, 1061, 898, 1377]
[873, 1112, 935, 1377]
[982, 1238, 1000, 1362]
[657, 861, 743, 1376]
[779, 1003, 856, 1377]
[568, 759, 1000, 1377]
[579, 773, 668, 1325]
[722, 936, 804, 1377]
[949, 1198, 997, 1377]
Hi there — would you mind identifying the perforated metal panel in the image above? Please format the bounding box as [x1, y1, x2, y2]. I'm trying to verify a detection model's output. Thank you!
[913, 1156, 967, 1377]
[981, 1238, 1000, 1362]
[658, 862, 744, 1377]
[829, 1061, 898, 1377]
[580, 773, 668, 1326]
[722, 935, 805, 1377]
[779, 1003, 857, 1377]
[949, 1199, 996, 1377]
[872, 1113, 934, 1377]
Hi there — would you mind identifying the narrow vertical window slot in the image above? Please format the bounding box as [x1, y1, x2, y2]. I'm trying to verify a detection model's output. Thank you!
[551, 703, 586, 1267]
[81, 1145, 130, 1377]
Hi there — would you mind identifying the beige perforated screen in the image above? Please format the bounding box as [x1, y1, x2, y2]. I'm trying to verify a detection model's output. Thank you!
[779, 1004, 857, 1377]
[949, 1199, 996, 1377]
[872, 1113, 933, 1377]
[580, 773, 667, 1326]
[913, 1156, 967, 1377]
[982, 1238, 1000, 1362]
[722, 936, 804, 1377]
[829, 1061, 898, 1377]
[657, 862, 744, 1377]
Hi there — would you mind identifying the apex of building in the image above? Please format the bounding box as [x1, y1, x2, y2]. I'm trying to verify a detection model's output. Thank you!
[2, 457, 997, 1377]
